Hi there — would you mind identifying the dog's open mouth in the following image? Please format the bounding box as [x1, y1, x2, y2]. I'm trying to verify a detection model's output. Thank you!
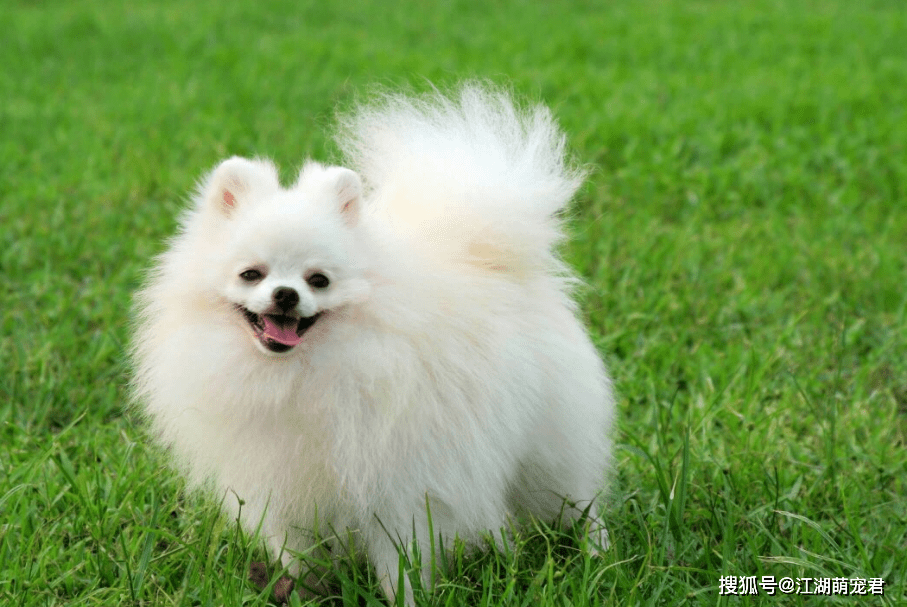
[238, 306, 321, 353]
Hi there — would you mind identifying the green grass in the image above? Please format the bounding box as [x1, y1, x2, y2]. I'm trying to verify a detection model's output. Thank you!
[2, 0, 905, 604]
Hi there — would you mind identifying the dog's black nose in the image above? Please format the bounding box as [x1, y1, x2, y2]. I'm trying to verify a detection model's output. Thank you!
[273, 287, 299, 312]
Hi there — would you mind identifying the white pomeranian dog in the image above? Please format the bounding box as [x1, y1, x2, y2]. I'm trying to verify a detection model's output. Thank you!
[132, 83, 615, 603]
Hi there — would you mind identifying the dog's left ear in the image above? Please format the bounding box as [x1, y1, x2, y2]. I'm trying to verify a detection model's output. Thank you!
[331, 167, 362, 225]
[298, 162, 362, 225]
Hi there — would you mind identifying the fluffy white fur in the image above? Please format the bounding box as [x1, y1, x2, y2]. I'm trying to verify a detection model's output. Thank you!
[132, 83, 615, 603]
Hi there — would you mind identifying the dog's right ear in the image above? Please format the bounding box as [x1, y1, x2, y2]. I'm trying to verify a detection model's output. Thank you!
[201, 156, 280, 216]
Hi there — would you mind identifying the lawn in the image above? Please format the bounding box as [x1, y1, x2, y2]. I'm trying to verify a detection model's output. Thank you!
[1, 0, 905, 605]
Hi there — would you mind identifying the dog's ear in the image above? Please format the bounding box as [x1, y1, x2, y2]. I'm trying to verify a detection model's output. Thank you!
[201, 157, 280, 216]
[331, 167, 362, 225]
[297, 162, 362, 225]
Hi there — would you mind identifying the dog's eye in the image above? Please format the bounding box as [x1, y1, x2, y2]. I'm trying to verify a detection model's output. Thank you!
[239, 269, 263, 282]
[307, 273, 330, 289]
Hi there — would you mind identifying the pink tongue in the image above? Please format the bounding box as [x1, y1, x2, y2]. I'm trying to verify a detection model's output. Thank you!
[262, 316, 302, 347]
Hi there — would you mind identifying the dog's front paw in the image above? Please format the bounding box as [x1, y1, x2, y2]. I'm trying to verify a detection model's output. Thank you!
[584, 520, 611, 555]
[249, 561, 295, 604]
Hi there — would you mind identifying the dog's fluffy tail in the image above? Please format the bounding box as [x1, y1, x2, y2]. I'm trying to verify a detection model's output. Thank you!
[336, 83, 585, 278]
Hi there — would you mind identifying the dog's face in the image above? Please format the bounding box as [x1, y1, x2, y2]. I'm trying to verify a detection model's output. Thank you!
[199, 157, 370, 355]
[224, 217, 369, 355]
[227, 253, 333, 355]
